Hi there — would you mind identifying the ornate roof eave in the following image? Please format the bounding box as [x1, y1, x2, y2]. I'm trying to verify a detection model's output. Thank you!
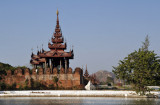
[30, 59, 40, 65]
[42, 48, 45, 53]
[31, 52, 34, 57]
[48, 43, 66, 49]
[39, 53, 73, 58]
[38, 58, 46, 63]
[52, 37, 64, 43]
[31, 54, 41, 59]
[32, 56, 40, 60]
[54, 32, 62, 37]
[31, 57, 46, 64]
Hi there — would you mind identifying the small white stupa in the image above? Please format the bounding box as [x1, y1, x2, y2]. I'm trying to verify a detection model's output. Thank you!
[85, 81, 96, 90]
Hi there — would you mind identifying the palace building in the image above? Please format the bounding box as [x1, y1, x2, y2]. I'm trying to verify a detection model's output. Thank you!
[2, 10, 89, 89]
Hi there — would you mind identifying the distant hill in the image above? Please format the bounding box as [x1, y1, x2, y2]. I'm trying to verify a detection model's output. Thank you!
[93, 70, 123, 85]
[93, 70, 115, 83]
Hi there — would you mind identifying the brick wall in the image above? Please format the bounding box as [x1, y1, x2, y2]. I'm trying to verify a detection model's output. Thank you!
[3, 67, 84, 89]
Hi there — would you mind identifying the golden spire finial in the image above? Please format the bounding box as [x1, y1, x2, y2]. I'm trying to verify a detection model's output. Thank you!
[31, 48, 33, 53]
[56, 9, 59, 16]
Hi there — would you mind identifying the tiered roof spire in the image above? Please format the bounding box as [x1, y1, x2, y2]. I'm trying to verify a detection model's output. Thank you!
[30, 10, 74, 67]
[84, 64, 89, 77]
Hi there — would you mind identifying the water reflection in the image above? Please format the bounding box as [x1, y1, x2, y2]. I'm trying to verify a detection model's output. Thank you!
[0, 97, 160, 105]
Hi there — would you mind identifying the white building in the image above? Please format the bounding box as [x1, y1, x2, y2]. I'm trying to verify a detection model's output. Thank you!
[85, 81, 96, 90]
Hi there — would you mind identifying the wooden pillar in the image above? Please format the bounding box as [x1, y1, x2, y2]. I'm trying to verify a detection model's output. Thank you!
[45, 60, 47, 71]
[47, 58, 49, 68]
[43, 63, 44, 69]
[51, 59, 53, 73]
[49, 59, 51, 69]
[50, 59, 52, 73]
[65, 58, 67, 73]
[60, 58, 62, 69]
[52, 59, 54, 68]
[67, 59, 69, 69]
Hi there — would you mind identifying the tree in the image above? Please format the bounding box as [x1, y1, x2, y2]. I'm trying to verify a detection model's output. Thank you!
[113, 36, 160, 95]
[106, 77, 114, 86]
[142, 35, 149, 51]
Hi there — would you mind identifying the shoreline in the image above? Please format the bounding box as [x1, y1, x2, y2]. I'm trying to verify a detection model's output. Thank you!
[0, 90, 159, 98]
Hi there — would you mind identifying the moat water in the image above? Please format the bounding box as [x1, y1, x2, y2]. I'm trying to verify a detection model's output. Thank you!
[0, 97, 160, 105]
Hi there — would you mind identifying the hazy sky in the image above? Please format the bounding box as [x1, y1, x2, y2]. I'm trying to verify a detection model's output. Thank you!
[0, 0, 160, 73]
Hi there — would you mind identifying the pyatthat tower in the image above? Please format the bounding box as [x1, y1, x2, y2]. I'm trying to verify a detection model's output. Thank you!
[30, 10, 74, 73]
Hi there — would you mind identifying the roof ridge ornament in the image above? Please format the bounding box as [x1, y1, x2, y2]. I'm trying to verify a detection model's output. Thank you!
[42, 44, 43, 49]
[31, 48, 33, 53]
[56, 9, 59, 16]
[86, 64, 87, 70]
[37, 46, 39, 52]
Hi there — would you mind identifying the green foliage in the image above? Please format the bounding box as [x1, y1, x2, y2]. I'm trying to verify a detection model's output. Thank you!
[24, 79, 29, 90]
[142, 35, 149, 51]
[99, 77, 114, 85]
[0, 82, 7, 90]
[0, 62, 14, 75]
[0, 78, 54, 90]
[113, 36, 160, 95]
[9, 83, 17, 90]
[53, 76, 59, 89]
[106, 77, 114, 85]
[0, 82, 17, 90]
[53, 76, 59, 83]
[29, 78, 49, 90]
[30, 78, 34, 89]
[18, 85, 23, 90]
[48, 84, 54, 90]
[72, 86, 78, 90]
[33, 81, 41, 90]
[0, 62, 28, 76]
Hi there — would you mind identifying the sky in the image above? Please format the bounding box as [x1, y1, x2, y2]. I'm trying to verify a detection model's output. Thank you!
[0, 0, 160, 73]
